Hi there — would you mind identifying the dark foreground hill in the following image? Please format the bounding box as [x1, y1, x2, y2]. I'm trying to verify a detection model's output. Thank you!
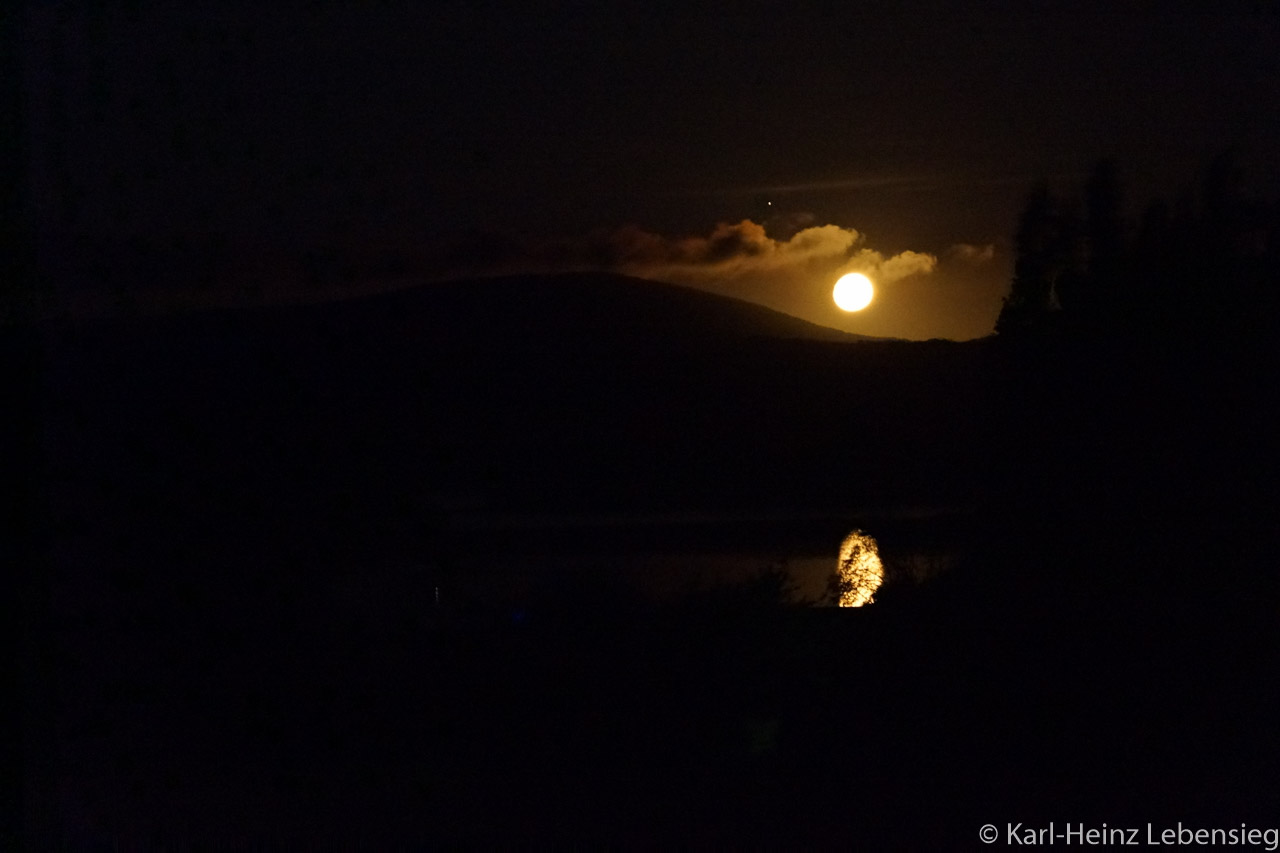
[25, 273, 1277, 847]
[23, 274, 990, 845]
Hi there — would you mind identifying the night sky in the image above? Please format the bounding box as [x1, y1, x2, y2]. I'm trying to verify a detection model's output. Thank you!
[17, 5, 1280, 845]
[19, 1, 1280, 339]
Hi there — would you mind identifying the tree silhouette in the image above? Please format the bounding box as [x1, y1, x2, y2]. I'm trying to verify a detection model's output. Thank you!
[995, 183, 1080, 337]
[998, 152, 1278, 348]
[990, 151, 1280, 603]
[1197, 149, 1276, 337]
[1078, 159, 1126, 328]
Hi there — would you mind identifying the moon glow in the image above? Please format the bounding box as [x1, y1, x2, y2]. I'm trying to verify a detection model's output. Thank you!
[833, 273, 874, 312]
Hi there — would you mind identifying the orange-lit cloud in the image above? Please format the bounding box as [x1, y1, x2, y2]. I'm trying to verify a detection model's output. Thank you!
[845, 248, 938, 284]
[611, 221, 854, 279]
[431, 219, 938, 296]
[602, 220, 937, 293]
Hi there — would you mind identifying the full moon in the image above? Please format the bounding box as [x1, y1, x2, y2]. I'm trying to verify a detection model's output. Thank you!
[833, 272, 874, 312]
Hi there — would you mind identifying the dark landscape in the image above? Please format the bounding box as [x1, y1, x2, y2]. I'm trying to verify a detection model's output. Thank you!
[19, 261, 1278, 847]
[12, 3, 1280, 848]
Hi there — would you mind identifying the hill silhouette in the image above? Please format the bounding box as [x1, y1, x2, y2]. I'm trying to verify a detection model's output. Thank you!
[47, 271, 982, 531]
[330, 271, 887, 346]
[51, 270, 882, 343]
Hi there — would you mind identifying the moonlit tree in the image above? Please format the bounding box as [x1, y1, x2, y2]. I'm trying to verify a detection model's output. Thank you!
[828, 530, 884, 607]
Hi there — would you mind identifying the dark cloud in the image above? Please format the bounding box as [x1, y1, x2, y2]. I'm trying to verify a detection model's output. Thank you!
[947, 243, 997, 264]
